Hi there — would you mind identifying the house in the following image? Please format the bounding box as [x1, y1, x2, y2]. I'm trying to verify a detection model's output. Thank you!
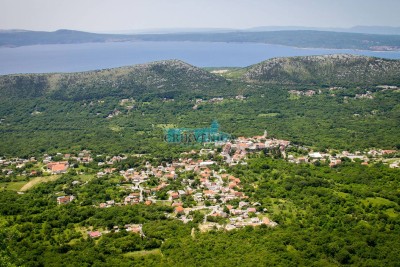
[88, 231, 102, 238]
[262, 217, 270, 225]
[125, 224, 142, 234]
[225, 224, 237, 231]
[204, 190, 216, 198]
[175, 206, 184, 214]
[199, 161, 215, 167]
[389, 162, 399, 168]
[47, 162, 69, 174]
[106, 200, 115, 206]
[247, 207, 257, 213]
[382, 150, 397, 155]
[57, 195, 75, 205]
[298, 157, 308, 163]
[170, 192, 179, 200]
[309, 152, 322, 159]
[238, 201, 249, 208]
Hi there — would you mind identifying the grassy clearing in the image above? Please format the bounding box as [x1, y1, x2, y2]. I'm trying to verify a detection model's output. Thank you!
[78, 174, 94, 182]
[154, 200, 172, 206]
[361, 197, 396, 207]
[75, 226, 90, 239]
[258, 113, 280, 118]
[289, 94, 300, 100]
[156, 124, 176, 129]
[110, 125, 122, 132]
[335, 191, 350, 198]
[385, 208, 398, 218]
[123, 249, 162, 258]
[0, 217, 8, 227]
[0, 181, 27, 191]
[19, 175, 61, 191]
[220, 69, 246, 79]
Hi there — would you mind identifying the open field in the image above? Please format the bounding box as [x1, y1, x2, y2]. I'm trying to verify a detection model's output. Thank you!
[0, 181, 27, 191]
[19, 175, 61, 191]
[123, 249, 162, 258]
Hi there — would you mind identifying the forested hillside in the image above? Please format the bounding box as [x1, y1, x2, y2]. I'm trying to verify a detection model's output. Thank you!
[0, 55, 399, 156]
[234, 54, 400, 85]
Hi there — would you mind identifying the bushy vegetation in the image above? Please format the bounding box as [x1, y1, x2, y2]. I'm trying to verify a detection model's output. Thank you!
[0, 80, 399, 157]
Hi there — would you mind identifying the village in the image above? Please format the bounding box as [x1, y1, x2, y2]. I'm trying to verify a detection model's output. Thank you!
[0, 131, 399, 238]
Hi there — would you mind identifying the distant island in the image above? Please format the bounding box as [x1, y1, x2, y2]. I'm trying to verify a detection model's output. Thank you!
[1, 28, 400, 51]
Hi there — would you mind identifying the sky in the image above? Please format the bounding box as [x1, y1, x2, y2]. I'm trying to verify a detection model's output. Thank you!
[1, 0, 400, 32]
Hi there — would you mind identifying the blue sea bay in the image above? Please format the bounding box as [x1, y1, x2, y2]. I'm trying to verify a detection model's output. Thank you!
[0, 41, 399, 75]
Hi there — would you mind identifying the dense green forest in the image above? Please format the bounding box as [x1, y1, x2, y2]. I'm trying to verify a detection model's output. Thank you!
[0, 84, 399, 157]
[0, 56, 399, 157]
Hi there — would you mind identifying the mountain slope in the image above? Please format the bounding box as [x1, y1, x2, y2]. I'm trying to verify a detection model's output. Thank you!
[240, 54, 400, 85]
[0, 60, 227, 100]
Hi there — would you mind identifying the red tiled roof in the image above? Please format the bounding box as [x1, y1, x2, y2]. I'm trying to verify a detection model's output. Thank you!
[175, 206, 184, 213]
[89, 231, 102, 238]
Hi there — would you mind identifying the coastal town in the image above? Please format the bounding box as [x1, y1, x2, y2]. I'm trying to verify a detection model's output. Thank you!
[0, 131, 399, 237]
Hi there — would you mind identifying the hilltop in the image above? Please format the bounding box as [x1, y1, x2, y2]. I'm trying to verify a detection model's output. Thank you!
[0, 60, 227, 100]
[2, 55, 400, 101]
[236, 54, 400, 86]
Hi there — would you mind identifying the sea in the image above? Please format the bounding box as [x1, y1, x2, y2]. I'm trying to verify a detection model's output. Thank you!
[1, 41, 400, 75]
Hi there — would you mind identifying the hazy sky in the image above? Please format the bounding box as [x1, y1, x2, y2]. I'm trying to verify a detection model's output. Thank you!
[1, 0, 399, 32]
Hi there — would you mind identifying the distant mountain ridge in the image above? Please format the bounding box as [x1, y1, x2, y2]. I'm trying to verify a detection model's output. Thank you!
[246, 25, 400, 35]
[0, 29, 400, 51]
[0, 29, 137, 47]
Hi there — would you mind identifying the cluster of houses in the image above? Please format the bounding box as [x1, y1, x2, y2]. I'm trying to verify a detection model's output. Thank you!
[0, 156, 37, 176]
[220, 131, 291, 165]
[289, 90, 317, 97]
[43, 150, 93, 165]
[107, 109, 122, 119]
[287, 149, 399, 168]
[88, 224, 144, 239]
[192, 95, 246, 110]
[0, 157, 36, 167]
[3, 131, 399, 236]
[355, 91, 374, 99]
[93, 149, 278, 231]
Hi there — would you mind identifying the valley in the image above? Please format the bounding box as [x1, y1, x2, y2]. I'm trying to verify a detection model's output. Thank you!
[0, 55, 399, 266]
